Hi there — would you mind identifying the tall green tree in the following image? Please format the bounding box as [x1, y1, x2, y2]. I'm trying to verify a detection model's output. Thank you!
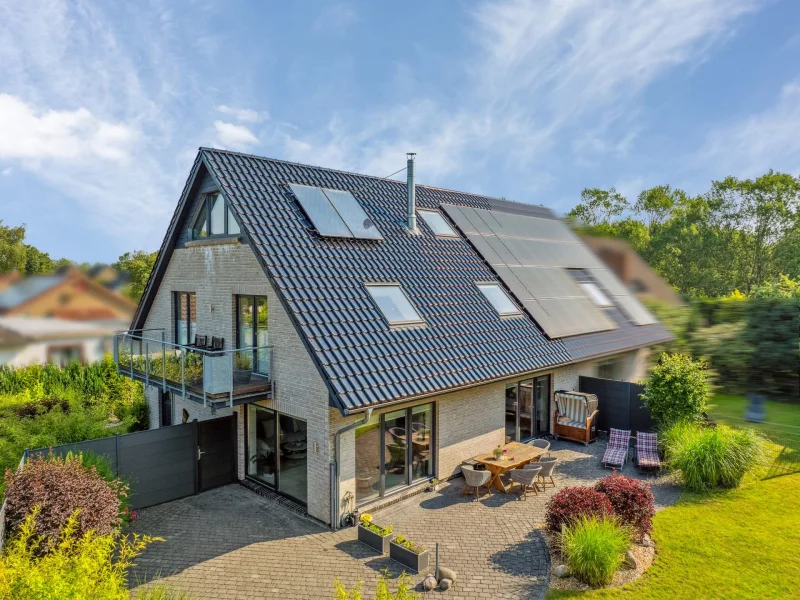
[568, 187, 629, 226]
[634, 185, 683, 231]
[711, 171, 800, 292]
[113, 250, 158, 301]
[0, 221, 28, 273]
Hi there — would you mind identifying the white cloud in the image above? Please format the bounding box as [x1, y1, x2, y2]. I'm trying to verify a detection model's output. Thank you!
[216, 104, 267, 123]
[0, 94, 138, 163]
[214, 121, 259, 150]
[700, 80, 800, 177]
[1, 167, 12, 177]
[274, 0, 763, 187]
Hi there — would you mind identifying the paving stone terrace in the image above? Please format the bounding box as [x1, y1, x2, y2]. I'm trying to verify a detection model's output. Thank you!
[130, 439, 680, 600]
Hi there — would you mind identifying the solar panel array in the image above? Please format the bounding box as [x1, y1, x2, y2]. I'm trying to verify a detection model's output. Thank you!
[288, 183, 383, 240]
[441, 204, 655, 337]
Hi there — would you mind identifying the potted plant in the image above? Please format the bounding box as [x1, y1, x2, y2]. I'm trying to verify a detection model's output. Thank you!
[233, 353, 252, 385]
[357, 513, 393, 554]
[390, 534, 430, 573]
[493, 445, 503, 460]
[426, 478, 438, 492]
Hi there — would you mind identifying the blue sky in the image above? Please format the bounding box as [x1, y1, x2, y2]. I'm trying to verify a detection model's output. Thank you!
[1, 0, 799, 264]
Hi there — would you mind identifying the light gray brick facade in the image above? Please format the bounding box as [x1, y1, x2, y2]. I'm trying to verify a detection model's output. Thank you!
[137, 210, 654, 527]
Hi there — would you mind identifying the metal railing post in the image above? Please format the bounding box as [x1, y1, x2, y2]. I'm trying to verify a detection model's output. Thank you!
[162, 330, 167, 392]
[113, 334, 119, 375]
[145, 341, 150, 387]
[203, 354, 207, 407]
[129, 336, 134, 380]
[181, 351, 186, 399]
[230, 350, 234, 409]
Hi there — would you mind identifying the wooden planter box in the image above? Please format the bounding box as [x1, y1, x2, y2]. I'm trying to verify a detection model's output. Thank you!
[389, 540, 430, 573]
[358, 524, 391, 554]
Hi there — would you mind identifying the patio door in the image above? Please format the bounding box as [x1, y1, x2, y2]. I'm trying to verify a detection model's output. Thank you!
[505, 374, 551, 441]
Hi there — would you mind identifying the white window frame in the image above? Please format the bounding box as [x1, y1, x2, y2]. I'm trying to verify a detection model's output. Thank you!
[476, 282, 521, 317]
[417, 210, 458, 237]
[579, 281, 613, 308]
[365, 283, 425, 326]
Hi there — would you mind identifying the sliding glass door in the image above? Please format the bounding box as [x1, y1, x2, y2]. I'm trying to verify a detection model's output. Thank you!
[236, 296, 269, 376]
[246, 405, 307, 505]
[354, 403, 436, 505]
[504, 374, 551, 441]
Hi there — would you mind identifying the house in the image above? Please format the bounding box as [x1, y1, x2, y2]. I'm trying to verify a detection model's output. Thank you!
[117, 148, 672, 527]
[0, 268, 136, 321]
[581, 236, 684, 307]
[0, 316, 125, 367]
[88, 264, 131, 294]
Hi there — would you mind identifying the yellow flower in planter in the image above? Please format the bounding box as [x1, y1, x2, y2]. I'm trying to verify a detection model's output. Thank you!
[359, 513, 373, 525]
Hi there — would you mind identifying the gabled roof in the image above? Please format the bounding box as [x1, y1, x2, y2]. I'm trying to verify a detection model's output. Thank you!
[135, 148, 671, 414]
[0, 275, 65, 310]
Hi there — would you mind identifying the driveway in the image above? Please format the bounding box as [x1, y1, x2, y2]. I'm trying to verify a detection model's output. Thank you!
[130, 439, 680, 600]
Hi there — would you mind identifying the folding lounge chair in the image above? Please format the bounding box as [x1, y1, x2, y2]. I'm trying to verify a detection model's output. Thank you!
[636, 432, 661, 472]
[602, 428, 630, 469]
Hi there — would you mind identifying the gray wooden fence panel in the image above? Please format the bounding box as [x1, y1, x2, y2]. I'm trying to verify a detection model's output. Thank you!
[579, 376, 655, 433]
[29, 422, 198, 510]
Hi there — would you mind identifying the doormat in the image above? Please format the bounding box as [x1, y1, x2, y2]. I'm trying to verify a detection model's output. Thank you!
[239, 479, 308, 518]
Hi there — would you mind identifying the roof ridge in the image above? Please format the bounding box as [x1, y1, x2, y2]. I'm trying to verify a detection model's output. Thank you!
[198, 146, 545, 209]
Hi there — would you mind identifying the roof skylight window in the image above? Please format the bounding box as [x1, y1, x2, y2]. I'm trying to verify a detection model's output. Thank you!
[366, 284, 424, 326]
[418, 210, 458, 237]
[477, 283, 521, 316]
[288, 183, 382, 240]
[579, 282, 613, 308]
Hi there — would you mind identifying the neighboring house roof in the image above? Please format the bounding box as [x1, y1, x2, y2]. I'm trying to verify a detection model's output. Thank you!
[0, 316, 126, 346]
[0, 269, 136, 319]
[0, 275, 65, 310]
[134, 148, 672, 414]
[582, 235, 685, 307]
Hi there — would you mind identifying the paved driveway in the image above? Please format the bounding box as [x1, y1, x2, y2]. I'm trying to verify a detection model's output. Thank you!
[130, 440, 679, 600]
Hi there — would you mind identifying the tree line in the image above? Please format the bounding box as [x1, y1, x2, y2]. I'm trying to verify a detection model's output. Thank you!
[567, 170, 800, 298]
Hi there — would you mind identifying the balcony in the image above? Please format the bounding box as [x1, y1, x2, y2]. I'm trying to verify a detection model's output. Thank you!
[114, 329, 272, 408]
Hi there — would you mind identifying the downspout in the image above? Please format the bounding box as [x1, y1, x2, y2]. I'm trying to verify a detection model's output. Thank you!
[331, 407, 373, 530]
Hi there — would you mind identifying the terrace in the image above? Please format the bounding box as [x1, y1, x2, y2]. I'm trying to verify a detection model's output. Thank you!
[113, 328, 272, 409]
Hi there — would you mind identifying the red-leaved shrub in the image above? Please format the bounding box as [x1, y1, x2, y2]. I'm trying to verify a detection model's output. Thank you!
[594, 474, 655, 539]
[545, 486, 614, 532]
[3, 453, 128, 553]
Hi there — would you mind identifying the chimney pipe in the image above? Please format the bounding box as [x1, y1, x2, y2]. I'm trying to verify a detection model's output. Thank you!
[407, 153, 417, 232]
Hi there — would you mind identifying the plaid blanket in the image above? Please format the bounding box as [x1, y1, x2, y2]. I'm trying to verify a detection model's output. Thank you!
[637, 432, 660, 467]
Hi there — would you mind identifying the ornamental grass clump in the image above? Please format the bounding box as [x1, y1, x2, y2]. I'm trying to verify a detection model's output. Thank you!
[560, 515, 630, 587]
[545, 486, 614, 533]
[662, 421, 765, 492]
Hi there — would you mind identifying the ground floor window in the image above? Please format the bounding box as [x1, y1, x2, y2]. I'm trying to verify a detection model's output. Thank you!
[246, 404, 307, 505]
[505, 374, 551, 442]
[47, 345, 83, 367]
[597, 359, 622, 380]
[354, 402, 435, 505]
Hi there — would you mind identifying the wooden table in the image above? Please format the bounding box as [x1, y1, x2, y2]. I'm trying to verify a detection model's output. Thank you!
[473, 442, 548, 493]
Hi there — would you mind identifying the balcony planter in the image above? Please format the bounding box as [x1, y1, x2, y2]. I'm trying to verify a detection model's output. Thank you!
[233, 369, 252, 385]
[357, 524, 392, 554]
[390, 536, 429, 573]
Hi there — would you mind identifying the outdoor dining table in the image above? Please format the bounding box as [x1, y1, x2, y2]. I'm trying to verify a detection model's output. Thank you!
[473, 441, 548, 493]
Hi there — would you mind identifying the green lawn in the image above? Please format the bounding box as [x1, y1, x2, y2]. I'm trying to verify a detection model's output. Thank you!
[708, 394, 800, 431]
[547, 474, 800, 600]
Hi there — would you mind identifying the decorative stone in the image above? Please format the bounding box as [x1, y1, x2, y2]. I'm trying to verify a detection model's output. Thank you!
[642, 533, 652, 547]
[422, 574, 437, 591]
[553, 564, 570, 578]
[439, 578, 452, 590]
[624, 550, 637, 569]
[438, 566, 457, 582]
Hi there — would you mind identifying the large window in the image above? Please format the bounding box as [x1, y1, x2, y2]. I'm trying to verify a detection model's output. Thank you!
[505, 374, 551, 441]
[418, 210, 457, 237]
[236, 296, 269, 375]
[191, 192, 241, 239]
[246, 405, 307, 505]
[366, 284, 424, 326]
[174, 292, 196, 346]
[354, 403, 435, 505]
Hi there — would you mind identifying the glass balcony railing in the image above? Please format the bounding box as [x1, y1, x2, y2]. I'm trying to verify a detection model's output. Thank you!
[114, 329, 272, 407]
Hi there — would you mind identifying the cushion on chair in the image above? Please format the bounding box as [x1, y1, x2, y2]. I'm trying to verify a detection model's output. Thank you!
[608, 428, 631, 449]
[556, 393, 588, 424]
[602, 447, 627, 467]
[637, 432, 660, 467]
